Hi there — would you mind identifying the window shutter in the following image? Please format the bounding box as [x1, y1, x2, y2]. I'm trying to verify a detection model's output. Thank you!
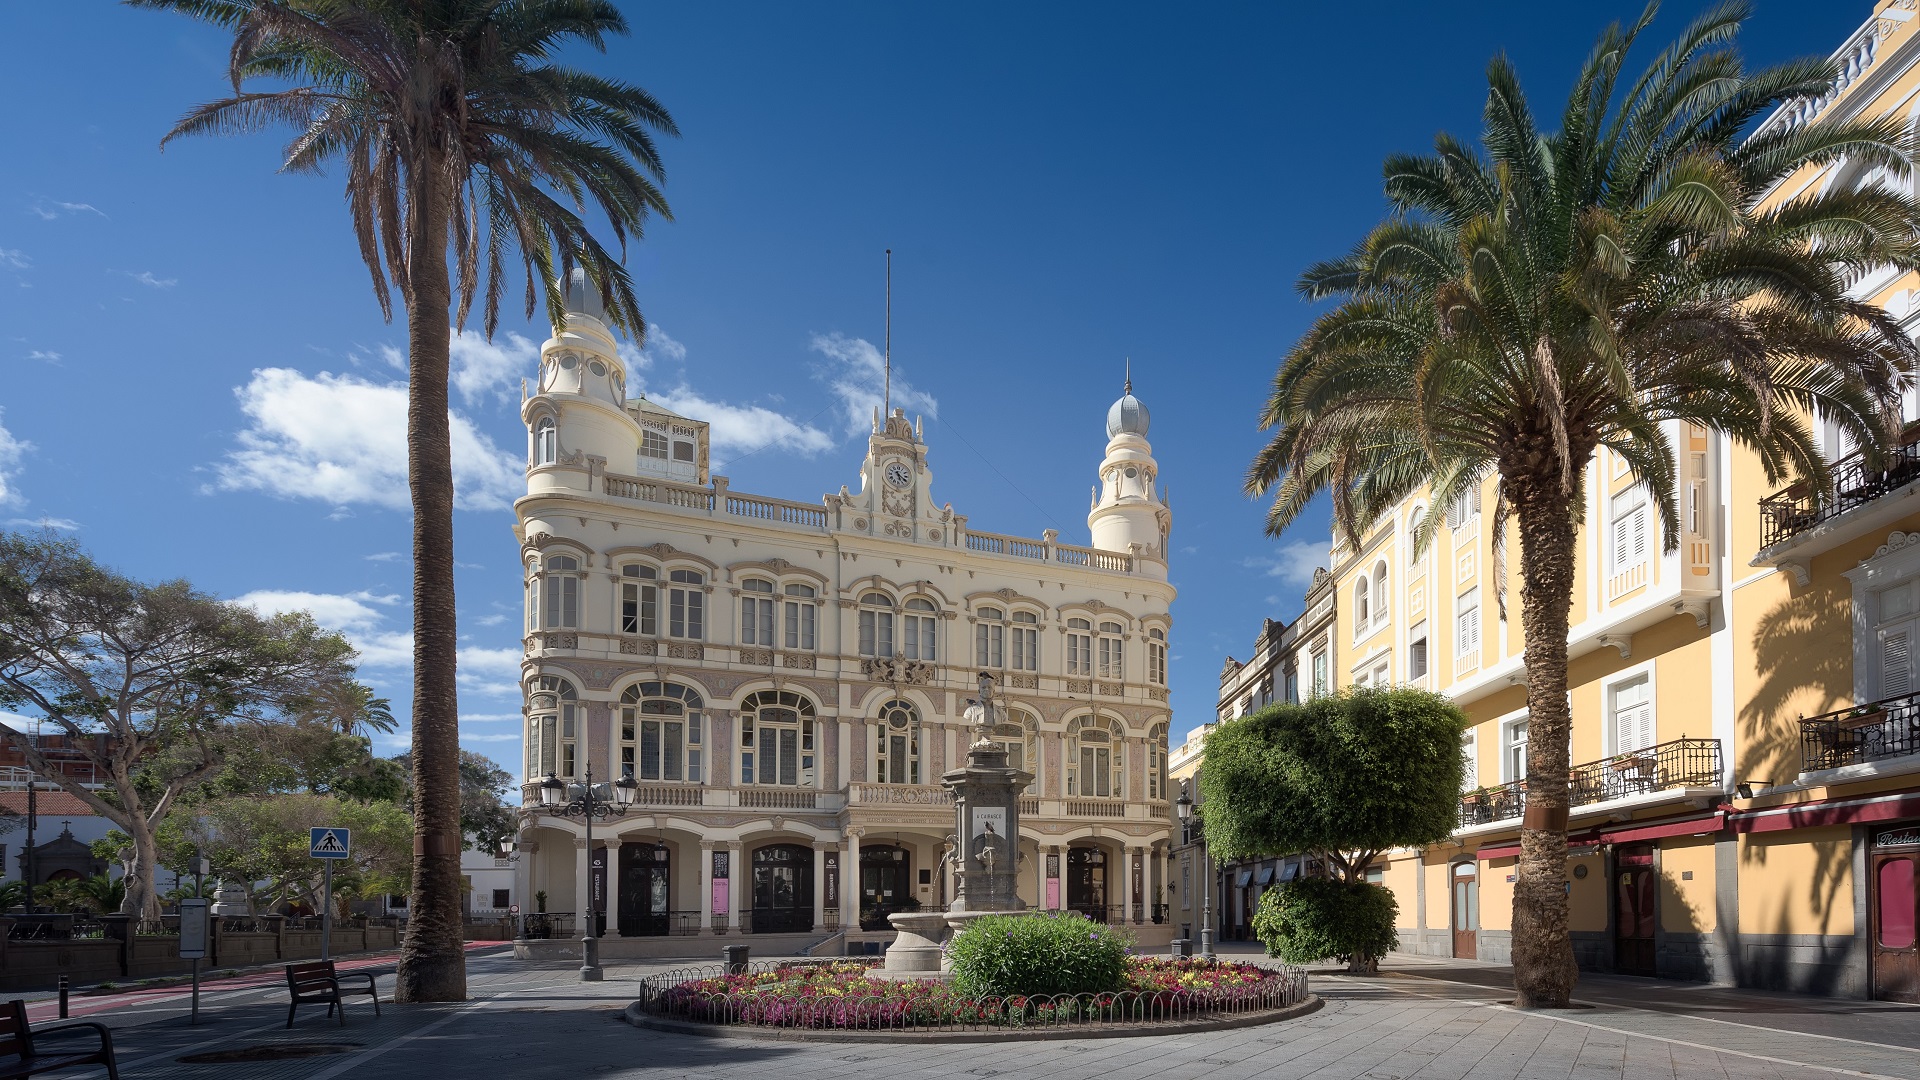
[1614, 679, 1653, 753]
[1884, 626, 1913, 698]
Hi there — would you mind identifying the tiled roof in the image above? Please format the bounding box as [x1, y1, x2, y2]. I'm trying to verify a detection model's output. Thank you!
[0, 791, 98, 817]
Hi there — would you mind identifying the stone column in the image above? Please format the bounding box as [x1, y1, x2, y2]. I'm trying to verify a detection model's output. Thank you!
[573, 836, 590, 941]
[843, 830, 860, 921]
[512, 832, 534, 938]
[811, 843, 829, 932]
[726, 841, 745, 934]
[837, 719, 852, 789]
[699, 841, 717, 932]
[602, 840, 621, 938]
[1047, 845, 1062, 911]
[1129, 846, 1144, 924]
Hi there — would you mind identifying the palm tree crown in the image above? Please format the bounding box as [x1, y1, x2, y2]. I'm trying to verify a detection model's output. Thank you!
[1250, 0, 1920, 1008]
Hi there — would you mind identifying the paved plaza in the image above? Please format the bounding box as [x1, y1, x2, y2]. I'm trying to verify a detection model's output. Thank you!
[25, 944, 1915, 1080]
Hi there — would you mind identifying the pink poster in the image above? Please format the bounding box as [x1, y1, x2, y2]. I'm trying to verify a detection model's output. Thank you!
[710, 879, 728, 915]
[1045, 878, 1060, 910]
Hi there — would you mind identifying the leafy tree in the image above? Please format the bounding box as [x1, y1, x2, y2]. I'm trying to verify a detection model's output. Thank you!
[1248, 4, 1920, 1005]
[393, 750, 516, 853]
[133, 0, 677, 1002]
[0, 532, 361, 922]
[155, 793, 413, 916]
[1253, 878, 1401, 974]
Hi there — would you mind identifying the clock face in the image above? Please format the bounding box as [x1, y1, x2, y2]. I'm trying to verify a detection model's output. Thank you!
[885, 461, 913, 489]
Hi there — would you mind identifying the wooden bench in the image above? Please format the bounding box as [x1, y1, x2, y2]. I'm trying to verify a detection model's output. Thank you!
[0, 999, 118, 1079]
[284, 960, 381, 1028]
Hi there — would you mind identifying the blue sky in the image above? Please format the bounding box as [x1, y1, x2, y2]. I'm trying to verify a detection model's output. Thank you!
[0, 1, 1869, 773]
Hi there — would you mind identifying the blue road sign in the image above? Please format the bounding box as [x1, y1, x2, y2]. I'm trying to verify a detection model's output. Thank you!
[310, 827, 351, 859]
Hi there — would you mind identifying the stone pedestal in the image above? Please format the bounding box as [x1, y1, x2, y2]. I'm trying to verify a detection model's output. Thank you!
[873, 911, 951, 982]
[945, 740, 1032, 914]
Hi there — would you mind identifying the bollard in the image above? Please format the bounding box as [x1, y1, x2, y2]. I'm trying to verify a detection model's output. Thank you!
[722, 944, 750, 975]
[1169, 939, 1190, 960]
[57, 975, 67, 1018]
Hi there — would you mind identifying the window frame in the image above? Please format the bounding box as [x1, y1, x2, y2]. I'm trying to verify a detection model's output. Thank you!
[619, 681, 706, 783]
[527, 676, 579, 780]
[739, 689, 818, 788]
[666, 568, 706, 640]
[858, 593, 896, 659]
[620, 563, 659, 636]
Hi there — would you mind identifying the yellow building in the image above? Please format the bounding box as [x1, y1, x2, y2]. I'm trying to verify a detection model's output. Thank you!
[1325, 0, 1920, 1002]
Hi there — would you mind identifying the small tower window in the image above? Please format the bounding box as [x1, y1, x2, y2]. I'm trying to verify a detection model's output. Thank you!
[641, 430, 669, 461]
[673, 441, 695, 463]
[534, 418, 557, 466]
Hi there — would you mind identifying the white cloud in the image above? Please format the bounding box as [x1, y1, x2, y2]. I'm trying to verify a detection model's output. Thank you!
[809, 332, 939, 436]
[1244, 540, 1330, 589]
[0, 410, 27, 505]
[30, 200, 105, 220]
[0, 249, 27, 270]
[7, 516, 78, 531]
[364, 551, 401, 562]
[449, 330, 537, 405]
[232, 588, 413, 667]
[475, 613, 507, 627]
[24, 350, 59, 364]
[459, 713, 522, 724]
[641, 324, 686, 365]
[123, 271, 177, 289]
[646, 384, 835, 460]
[456, 645, 523, 697]
[215, 367, 523, 511]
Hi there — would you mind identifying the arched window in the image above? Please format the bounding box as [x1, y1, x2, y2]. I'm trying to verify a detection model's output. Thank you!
[976, 606, 1004, 668]
[1147, 627, 1167, 686]
[534, 417, 557, 466]
[858, 593, 894, 658]
[903, 598, 937, 661]
[1354, 576, 1371, 631]
[740, 578, 775, 646]
[1011, 611, 1040, 671]
[993, 710, 1039, 794]
[1407, 507, 1427, 568]
[740, 690, 816, 787]
[1148, 721, 1169, 800]
[527, 676, 579, 780]
[524, 558, 540, 633]
[783, 583, 817, 651]
[1371, 560, 1389, 627]
[1097, 622, 1125, 681]
[1066, 618, 1093, 676]
[667, 569, 704, 639]
[1067, 715, 1124, 798]
[543, 555, 581, 629]
[620, 564, 658, 635]
[873, 698, 920, 785]
[620, 682, 704, 783]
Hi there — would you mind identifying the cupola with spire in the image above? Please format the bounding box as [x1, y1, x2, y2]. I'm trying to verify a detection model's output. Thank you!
[1088, 366, 1170, 566]
[521, 268, 652, 492]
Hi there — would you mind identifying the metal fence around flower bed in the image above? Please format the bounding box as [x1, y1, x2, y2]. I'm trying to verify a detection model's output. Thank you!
[634, 959, 1309, 1033]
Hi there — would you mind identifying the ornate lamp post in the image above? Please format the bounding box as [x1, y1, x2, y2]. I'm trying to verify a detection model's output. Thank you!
[538, 766, 637, 981]
[1174, 784, 1212, 959]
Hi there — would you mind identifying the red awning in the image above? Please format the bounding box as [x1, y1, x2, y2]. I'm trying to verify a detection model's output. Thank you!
[1471, 814, 1723, 861]
[1733, 792, 1920, 834]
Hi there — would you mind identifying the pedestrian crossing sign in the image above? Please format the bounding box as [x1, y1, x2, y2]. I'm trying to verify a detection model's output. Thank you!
[310, 827, 351, 859]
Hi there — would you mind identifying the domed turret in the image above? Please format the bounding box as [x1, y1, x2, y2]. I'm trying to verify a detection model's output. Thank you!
[1106, 378, 1150, 438]
[1088, 372, 1170, 567]
[562, 267, 608, 323]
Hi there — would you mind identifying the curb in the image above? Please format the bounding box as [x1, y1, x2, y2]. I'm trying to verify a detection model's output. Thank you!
[620, 993, 1322, 1043]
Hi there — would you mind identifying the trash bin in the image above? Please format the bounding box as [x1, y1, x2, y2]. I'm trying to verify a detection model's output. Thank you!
[1169, 938, 1190, 959]
[723, 944, 750, 974]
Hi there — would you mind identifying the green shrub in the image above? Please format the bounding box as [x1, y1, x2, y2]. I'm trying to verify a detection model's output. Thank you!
[944, 911, 1133, 998]
[1252, 877, 1399, 973]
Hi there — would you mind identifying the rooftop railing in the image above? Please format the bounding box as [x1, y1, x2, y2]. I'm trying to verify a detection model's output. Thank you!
[1458, 737, 1723, 826]
[1800, 691, 1920, 773]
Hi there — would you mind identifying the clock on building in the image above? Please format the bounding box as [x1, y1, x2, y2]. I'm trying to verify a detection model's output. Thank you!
[885, 461, 913, 489]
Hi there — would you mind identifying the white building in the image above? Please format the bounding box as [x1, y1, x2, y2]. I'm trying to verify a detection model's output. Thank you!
[512, 275, 1178, 953]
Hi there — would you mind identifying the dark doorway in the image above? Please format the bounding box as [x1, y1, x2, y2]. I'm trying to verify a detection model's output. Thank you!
[1067, 847, 1108, 921]
[751, 844, 814, 934]
[618, 842, 670, 937]
[1615, 846, 1656, 977]
[1451, 863, 1478, 959]
[1872, 831, 1920, 1003]
[859, 845, 913, 930]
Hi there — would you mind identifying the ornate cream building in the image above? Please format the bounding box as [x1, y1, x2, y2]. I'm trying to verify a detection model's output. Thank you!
[511, 275, 1177, 954]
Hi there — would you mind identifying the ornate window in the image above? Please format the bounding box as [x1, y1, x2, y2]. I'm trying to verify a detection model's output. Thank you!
[858, 593, 895, 658]
[1097, 622, 1125, 680]
[976, 607, 1005, 668]
[542, 555, 582, 629]
[621, 564, 658, 635]
[1066, 618, 1093, 676]
[641, 429, 669, 461]
[740, 690, 816, 787]
[667, 569, 704, 639]
[1147, 628, 1167, 685]
[903, 598, 938, 661]
[1011, 611, 1039, 671]
[527, 676, 579, 780]
[993, 710, 1039, 794]
[1371, 560, 1389, 627]
[1148, 722, 1168, 800]
[740, 579, 776, 646]
[873, 698, 920, 785]
[534, 417, 557, 466]
[620, 682, 704, 783]
[783, 584, 817, 650]
[524, 558, 540, 633]
[1066, 715, 1124, 798]
[1353, 577, 1371, 633]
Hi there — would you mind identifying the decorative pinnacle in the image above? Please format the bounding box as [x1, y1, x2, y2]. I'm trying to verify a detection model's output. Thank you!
[1123, 357, 1132, 396]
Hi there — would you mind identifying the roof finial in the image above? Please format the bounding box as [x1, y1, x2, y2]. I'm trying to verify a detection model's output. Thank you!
[1123, 357, 1132, 397]
[884, 249, 892, 421]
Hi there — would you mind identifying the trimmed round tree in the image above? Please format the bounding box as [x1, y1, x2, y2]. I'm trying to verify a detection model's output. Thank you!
[1198, 687, 1466, 973]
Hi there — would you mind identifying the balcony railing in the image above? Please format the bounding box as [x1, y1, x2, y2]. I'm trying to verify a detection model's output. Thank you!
[1458, 737, 1723, 826]
[1801, 692, 1920, 773]
[1759, 437, 1920, 548]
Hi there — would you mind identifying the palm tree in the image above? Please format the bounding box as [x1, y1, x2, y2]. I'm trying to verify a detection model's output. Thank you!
[134, 0, 676, 1001]
[1251, 2, 1920, 1007]
[306, 680, 398, 737]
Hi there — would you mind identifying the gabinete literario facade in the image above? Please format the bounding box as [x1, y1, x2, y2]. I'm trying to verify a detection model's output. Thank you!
[511, 276, 1178, 956]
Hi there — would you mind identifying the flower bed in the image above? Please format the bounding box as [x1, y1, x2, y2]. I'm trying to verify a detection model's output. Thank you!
[636, 956, 1308, 1032]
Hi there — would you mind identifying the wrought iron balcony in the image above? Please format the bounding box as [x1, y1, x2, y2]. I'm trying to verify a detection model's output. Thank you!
[1758, 437, 1920, 549]
[1800, 692, 1920, 773]
[1457, 737, 1723, 826]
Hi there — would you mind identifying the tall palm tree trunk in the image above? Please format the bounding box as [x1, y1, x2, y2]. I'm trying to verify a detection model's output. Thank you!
[394, 135, 468, 1003]
[1509, 471, 1580, 1009]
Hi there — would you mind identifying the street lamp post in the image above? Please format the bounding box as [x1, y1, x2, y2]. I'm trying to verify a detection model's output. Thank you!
[1174, 784, 1213, 960]
[538, 766, 637, 981]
